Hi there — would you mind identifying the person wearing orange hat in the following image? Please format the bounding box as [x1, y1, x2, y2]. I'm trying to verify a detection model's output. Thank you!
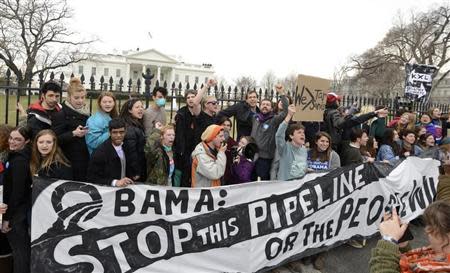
[191, 124, 227, 187]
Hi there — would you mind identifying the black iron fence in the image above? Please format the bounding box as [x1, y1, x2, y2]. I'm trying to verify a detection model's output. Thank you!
[1, 69, 449, 126]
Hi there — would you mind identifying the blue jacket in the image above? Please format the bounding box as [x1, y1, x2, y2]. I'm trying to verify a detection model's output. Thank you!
[85, 111, 111, 154]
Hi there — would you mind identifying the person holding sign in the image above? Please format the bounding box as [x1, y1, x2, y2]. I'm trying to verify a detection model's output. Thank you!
[251, 84, 289, 181]
[275, 104, 308, 180]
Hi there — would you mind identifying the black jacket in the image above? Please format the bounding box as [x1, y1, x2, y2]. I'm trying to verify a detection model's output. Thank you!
[27, 101, 60, 139]
[174, 106, 207, 160]
[3, 145, 32, 221]
[217, 102, 259, 139]
[87, 139, 132, 186]
[52, 101, 90, 181]
[37, 162, 73, 180]
[123, 123, 147, 181]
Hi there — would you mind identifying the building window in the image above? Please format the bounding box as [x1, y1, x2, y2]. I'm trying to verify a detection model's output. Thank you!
[116, 69, 121, 77]
[104, 68, 109, 77]
[195, 76, 199, 84]
[205, 77, 208, 83]
[160, 73, 164, 81]
[91, 67, 96, 76]
[78, 65, 84, 75]
[185, 75, 189, 83]
[175, 74, 179, 82]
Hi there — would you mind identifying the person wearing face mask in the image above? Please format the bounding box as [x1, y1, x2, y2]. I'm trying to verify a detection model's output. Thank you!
[120, 99, 147, 182]
[307, 131, 341, 171]
[2, 126, 32, 273]
[30, 130, 72, 180]
[27, 81, 62, 139]
[145, 123, 176, 186]
[191, 125, 227, 187]
[52, 77, 90, 181]
[143, 87, 168, 136]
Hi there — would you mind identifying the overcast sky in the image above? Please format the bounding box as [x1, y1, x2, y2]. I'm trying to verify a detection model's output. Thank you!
[70, 0, 441, 83]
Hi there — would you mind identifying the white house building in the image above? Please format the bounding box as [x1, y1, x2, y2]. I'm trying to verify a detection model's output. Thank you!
[61, 48, 215, 92]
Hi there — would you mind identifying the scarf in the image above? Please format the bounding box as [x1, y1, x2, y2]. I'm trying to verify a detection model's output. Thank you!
[257, 112, 274, 123]
[64, 101, 90, 116]
[400, 247, 450, 273]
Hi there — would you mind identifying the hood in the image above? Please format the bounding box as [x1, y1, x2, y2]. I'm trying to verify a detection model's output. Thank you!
[191, 142, 216, 160]
[28, 100, 62, 113]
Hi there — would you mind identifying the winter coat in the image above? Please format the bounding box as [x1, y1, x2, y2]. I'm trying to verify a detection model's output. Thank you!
[87, 139, 132, 186]
[191, 142, 226, 188]
[322, 106, 347, 150]
[145, 129, 172, 186]
[123, 122, 147, 181]
[276, 121, 308, 180]
[223, 136, 238, 185]
[370, 117, 386, 143]
[52, 101, 90, 181]
[251, 95, 289, 159]
[217, 102, 260, 139]
[85, 111, 111, 154]
[3, 145, 32, 221]
[369, 240, 450, 273]
[377, 144, 400, 165]
[231, 155, 255, 184]
[437, 174, 450, 202]
[27, 101, 61, 139]
[341, 143, 364, 166]
[36, 161, 73, 180]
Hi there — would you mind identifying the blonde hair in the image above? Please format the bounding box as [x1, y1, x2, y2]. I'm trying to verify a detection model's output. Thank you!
[358, 105, 375, 125]
[30, 130, 70, 176]
[97, 91, 118, 118]
[202, 95, 217, 107]
[67, 77, 86, 97]
[160, 124, 175, 136]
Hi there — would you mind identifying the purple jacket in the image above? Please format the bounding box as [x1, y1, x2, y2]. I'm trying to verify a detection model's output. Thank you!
[231, 156, 255, 184]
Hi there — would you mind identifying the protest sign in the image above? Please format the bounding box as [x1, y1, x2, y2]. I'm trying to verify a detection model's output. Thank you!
[31, 157, 439, 272]
[293, 74, 331, 121]
[404, 63, 437, 100]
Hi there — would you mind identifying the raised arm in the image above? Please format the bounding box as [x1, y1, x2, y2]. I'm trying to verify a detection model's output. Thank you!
[192, 79, 217, 116]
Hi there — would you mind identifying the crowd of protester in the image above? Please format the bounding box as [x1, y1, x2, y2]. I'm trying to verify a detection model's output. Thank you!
[0, 77, 449, 273]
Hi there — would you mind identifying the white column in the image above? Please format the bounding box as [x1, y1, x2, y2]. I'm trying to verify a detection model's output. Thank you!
[157, 66, 161, 82]
[125, 63, 131, 82]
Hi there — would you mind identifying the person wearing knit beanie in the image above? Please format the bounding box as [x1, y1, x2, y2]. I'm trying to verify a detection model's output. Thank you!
[191, 125, 227, 187]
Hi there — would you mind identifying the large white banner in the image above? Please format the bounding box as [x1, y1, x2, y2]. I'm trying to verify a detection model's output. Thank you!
[31, 157, 440, 273]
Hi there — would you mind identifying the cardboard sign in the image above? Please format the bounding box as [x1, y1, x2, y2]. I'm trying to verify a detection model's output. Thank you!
[294, 75, 331, 121]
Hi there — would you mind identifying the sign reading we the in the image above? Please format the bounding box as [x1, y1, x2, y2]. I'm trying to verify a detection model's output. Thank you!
[294, 74, 331, 121]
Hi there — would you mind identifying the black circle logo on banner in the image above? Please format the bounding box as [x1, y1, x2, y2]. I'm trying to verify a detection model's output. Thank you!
[50, 182, 103, 232]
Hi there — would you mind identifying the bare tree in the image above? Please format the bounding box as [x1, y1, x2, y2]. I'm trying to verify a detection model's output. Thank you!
[0, 0, 95, 87]
[280, 73, 297, 95]
[349, 4, 450, 97]
[260, 70, 277, 92]
[234, 75, 256, 91]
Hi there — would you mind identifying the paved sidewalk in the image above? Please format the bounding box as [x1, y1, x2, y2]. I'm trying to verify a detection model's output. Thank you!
[270, 223, 427, 273]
